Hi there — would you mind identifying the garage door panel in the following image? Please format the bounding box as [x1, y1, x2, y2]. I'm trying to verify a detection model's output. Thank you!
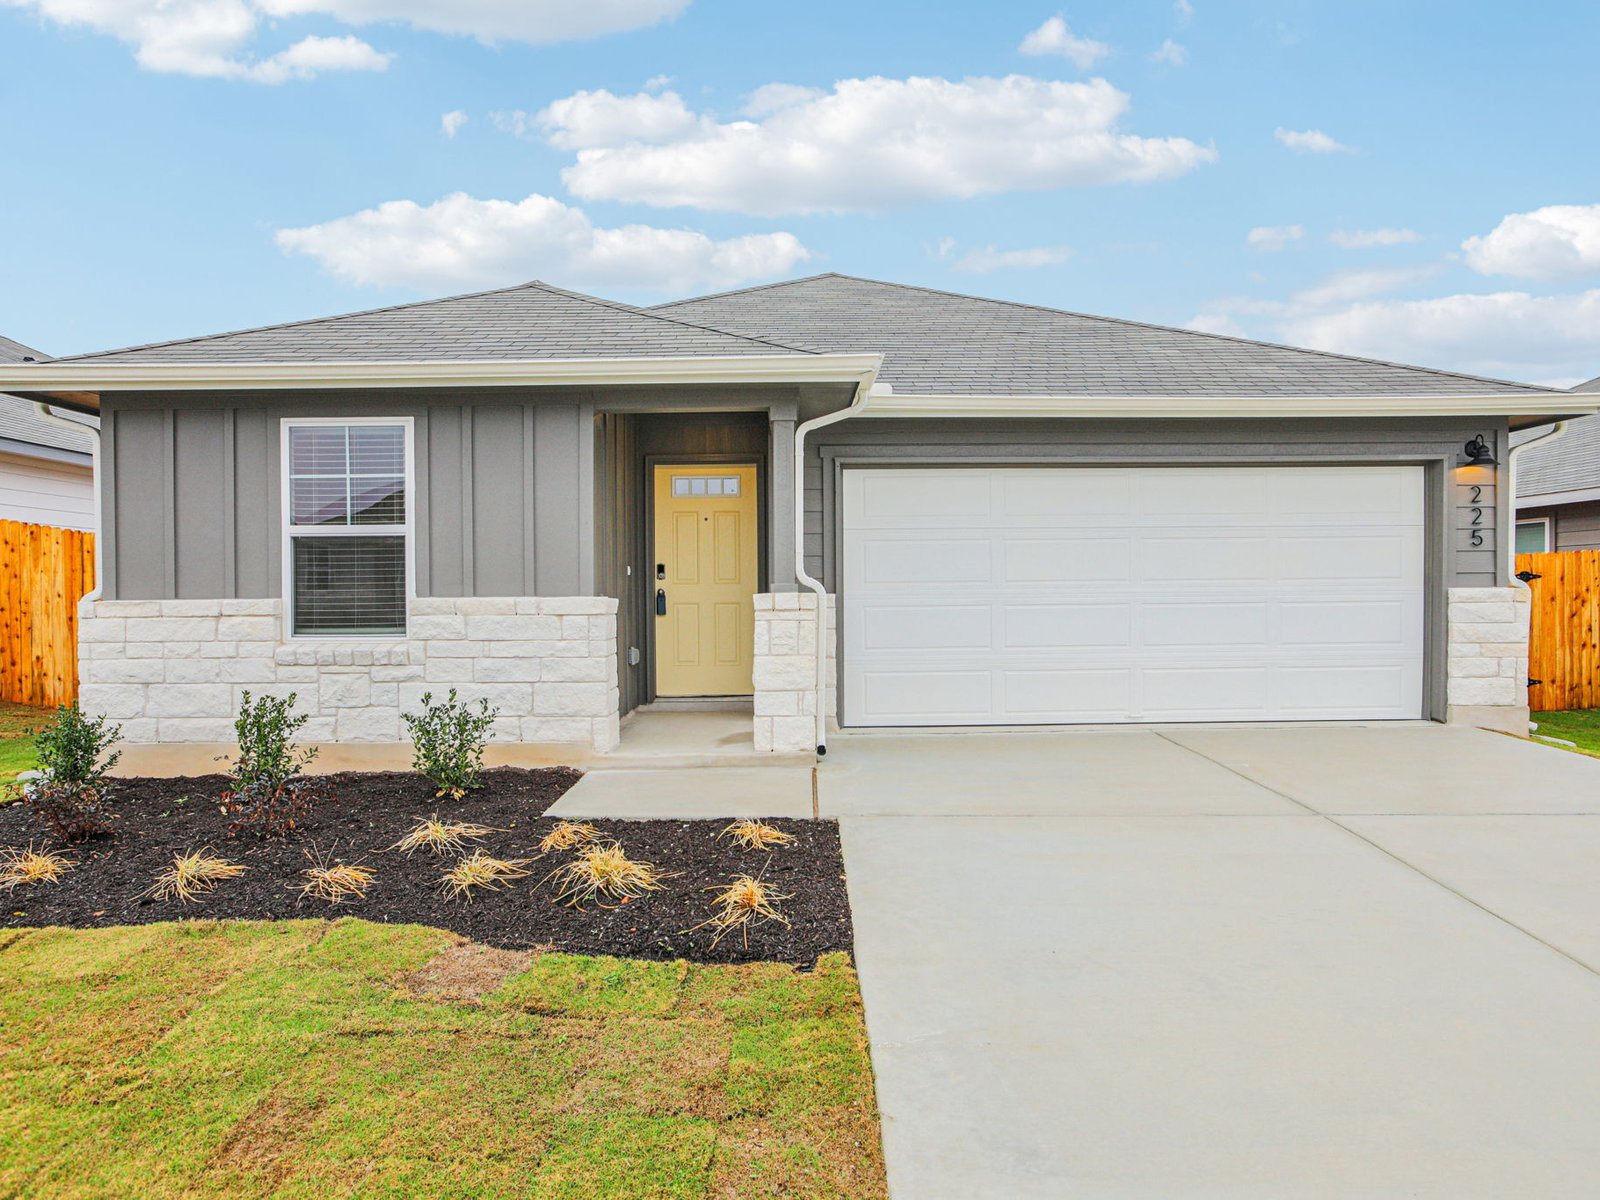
[859, 604, 992, 651]
[1002, 669, 1134, 718]
[857, 537, 991, 585]
[1004, 538, 1132, 583]
[842, 466, 1425, 726]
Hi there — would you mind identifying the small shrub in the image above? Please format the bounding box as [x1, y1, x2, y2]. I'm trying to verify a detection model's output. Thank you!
[221, 692, 325, 838]
[146, 849, 246, 903]
[0, 844, 72, 890]
[403, 690, 498, 799]
[24, 704, 121, 842]
[391, 815, 497, 856]
[537, 820, 602, 855]
[719, 819, 796, 851]
[439, 850, 531, 900]
[689, 874, 792, 949]
[295, 848, 376, 904]
[542, 842, 675, 910]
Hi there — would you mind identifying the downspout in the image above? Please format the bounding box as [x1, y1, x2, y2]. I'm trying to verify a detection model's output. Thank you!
[1506, 421, 1567, 588]
[793, 374, 882, 755]
[34, 402, 102, 603]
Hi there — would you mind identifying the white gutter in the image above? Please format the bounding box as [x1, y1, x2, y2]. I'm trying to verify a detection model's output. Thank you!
[792, 378, 885, 755]
[0, 353, 884, 397]
[1507, 421, 1569, 588]
[33, 403, 102, 603]
[862, 393, 1600, 421]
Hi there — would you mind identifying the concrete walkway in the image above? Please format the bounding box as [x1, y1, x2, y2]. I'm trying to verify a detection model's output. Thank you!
[826, 725, 1600, 1199]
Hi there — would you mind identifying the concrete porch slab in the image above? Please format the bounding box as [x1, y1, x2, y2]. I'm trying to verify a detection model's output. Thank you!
[545, 766, 815, 819]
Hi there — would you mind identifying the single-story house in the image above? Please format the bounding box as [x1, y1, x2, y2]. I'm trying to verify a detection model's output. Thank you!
[0, 274, 1591, 756]
[0, 335, 96, 531]
[1514, 375, 1600, 553]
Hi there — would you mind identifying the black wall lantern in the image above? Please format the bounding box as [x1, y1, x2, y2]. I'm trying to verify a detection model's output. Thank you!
[1462, 434, 1497, 466]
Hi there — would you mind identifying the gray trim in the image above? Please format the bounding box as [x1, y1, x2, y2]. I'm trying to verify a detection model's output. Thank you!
[0, 438, 92, 466]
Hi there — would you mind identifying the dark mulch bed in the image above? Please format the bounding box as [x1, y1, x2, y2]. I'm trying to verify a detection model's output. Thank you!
[0, 768, 851, 966]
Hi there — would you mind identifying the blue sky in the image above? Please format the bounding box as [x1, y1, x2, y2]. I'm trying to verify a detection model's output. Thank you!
[2, 0, 1598, 384]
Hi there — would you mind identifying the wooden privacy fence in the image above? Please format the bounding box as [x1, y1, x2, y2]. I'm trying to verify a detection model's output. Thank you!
[0, 519, 96, 708]
[1517, 549, 1600, 712]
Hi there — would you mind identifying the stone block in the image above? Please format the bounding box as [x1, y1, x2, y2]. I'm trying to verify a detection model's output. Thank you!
[421, 639, 486, 658]
[159, 599, 224, 617]
[1448, 676, 1518, 706]
[539, 656, 608, 682]
[217, 616, 278, 642]
[371, 663, 424, 682]
[408, 597, 459, 615]
[520, 716, 594, 743]
[1448, 656, 1499, 679]
[116, 718, 160, 743]
[156, 717, 236, 742]
[474, 657, 541, 683]
[591, 714, 620, 753]
[123, 643, 165, 659]
[220, 659, 278, 684]
[84, 659, 165, 685]
[754, 689, 798, 716]
[165, 659, 223, 684]
[452, 597, 517, 615]
[753, 656, 814, 692]
[220, 598, 280, 616]
[335, 707, 399, 742]
[95, 600, 162, 618]
[319, 674, 371, 709]
[78, 618, 126, 643]
[544, 596, 615, 616]
[410, 614, 467, 640]
[424, 658, 475, 683]
[78, 683, 147, 719]
[533, 682, 610, 717]
[561, 615, 590, 640]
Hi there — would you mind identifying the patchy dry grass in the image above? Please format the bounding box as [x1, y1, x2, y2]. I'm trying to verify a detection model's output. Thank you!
[0, 919, 886, 1198]
[719, 820, 797, 852]
[0, 701, 49, 790]
[0, 844, 72, 890]
[542, 842, 676, 910]
[144, 851, 247, 904]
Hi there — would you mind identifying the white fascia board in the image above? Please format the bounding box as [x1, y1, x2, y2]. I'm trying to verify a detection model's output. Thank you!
[1516, 484, 1600, 509]
[0, 353, 883, 394]
[860, 392, 1600, 420]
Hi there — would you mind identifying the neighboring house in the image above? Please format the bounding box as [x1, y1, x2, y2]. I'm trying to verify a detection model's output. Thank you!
[1514, 375, 1600, 553]
[0, 274, 1591, 755]
[0, 335, 96, 531]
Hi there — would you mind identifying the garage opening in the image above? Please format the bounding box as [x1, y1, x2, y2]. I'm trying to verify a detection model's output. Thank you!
[840, 465, 1426, 726]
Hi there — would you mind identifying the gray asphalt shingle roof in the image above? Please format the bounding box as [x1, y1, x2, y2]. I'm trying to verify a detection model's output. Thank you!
[52, 281, 814, 365]
[0, 335, 95, 456]
[652, 273, 1560, 398]
[1516, 376, 1600, 500]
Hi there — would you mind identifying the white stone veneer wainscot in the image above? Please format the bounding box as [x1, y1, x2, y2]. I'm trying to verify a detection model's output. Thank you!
[77, 596, 620, 751]
[1446, 585, 1531, 735]
[752, 592, 836, 754]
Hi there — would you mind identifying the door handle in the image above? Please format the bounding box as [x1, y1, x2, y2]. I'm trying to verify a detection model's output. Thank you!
[656, 589, 667, 616]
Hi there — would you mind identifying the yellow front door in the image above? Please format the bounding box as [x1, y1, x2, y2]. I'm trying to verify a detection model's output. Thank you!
[653, 464, 759, 696]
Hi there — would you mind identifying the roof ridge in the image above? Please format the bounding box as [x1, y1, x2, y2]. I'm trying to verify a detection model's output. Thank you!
[661, 272, 1563, 396]
[55, 279, 817, 363]
[515, 280, 819, 355]
[649, 272, 847, 311]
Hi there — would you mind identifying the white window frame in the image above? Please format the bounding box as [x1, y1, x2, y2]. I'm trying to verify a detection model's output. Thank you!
[1515, 515, 1552, 555]
[279, 416, 415, 640]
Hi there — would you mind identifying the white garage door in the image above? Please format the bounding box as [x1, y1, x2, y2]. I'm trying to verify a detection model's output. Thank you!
[841, 465, 1425, 726]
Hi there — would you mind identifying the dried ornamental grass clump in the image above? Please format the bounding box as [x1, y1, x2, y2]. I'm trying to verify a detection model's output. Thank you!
[537, 820, 602, 855]
[392, 815, 498, 856]
[718, 819, 797, 851]
[146, 850, 247, 904]
[690, 874, 792, 949]
[541, 842, 676, 910]
[439, 850, 532, 901]
[295, 849, 376, 904]
[0, 844, 72, 890]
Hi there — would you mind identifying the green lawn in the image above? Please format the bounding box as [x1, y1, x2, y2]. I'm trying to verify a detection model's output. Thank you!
[0, 700, 49, 788]
[0, 920, 886, 1199]
[1530, 709, 1600, 758]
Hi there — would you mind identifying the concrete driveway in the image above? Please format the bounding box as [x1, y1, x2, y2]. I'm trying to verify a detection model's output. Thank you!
[823, 725, 1600, 1199]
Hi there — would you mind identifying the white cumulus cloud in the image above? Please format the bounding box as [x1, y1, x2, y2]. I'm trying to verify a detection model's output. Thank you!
[1018, 16, 1111, 68]
[953, 244, 1073, 273]
[440, 109, 468, 138]
[1274, 127, 1352, 154]
[3, 0, 686, 79]
[535, 89, 702, 150]
[545, 75, 1216, 216]
[1246, 224, 1304, 251]
[1149, 38, 1187, 65]
[1462, 204, 1600, 280]
[1328, 227, 1423, 248]
[273, 191, 813, 294]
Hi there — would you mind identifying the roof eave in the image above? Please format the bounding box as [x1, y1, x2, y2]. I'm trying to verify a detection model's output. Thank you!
[0, 354, 883, 404]
[861, 392, 1593, 422]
